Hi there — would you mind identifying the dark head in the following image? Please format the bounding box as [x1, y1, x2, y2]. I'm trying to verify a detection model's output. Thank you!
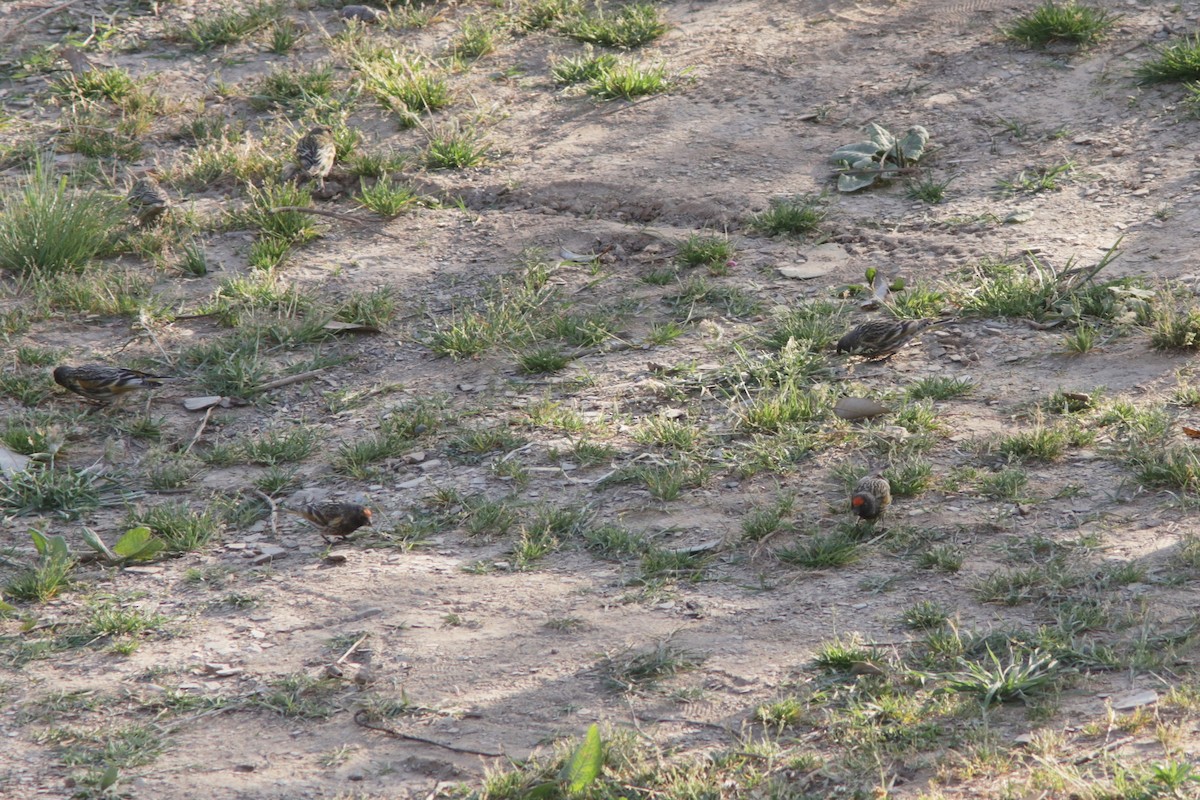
[851, 492, 881, 520]
[311, 125, 332, 137]
[52, 366, 71, 386]
[835, 332, 855, 354]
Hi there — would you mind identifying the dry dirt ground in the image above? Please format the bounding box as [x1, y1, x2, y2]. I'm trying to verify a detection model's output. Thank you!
[3, 0, 1200, 798]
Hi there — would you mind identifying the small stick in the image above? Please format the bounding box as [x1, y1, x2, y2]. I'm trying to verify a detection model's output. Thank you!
[0, 0, 86, 44]
[183, 405, 216, 454]
[252, 489, 279, 539]
[251, 368, 327, 394]
[268, 206, 369, 224]
[353, 710, 504, 757]
[335, 632, 370, 666]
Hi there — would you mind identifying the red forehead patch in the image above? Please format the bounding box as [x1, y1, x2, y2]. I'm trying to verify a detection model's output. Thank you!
[851, 496, 865, 507]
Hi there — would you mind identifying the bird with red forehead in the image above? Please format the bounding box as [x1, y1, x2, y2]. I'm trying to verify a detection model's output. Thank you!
[850, 471, 891, 525]
[284, 500, 372, 543]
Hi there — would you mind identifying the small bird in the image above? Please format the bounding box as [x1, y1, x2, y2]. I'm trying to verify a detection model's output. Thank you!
[850, 472, 892, 524]
[295, 126, 336, 187]
[836, 318, 948, 358]
[284, 501, 372, 543]
[126, 174, 170, 226]
[53, 365, 167, 403]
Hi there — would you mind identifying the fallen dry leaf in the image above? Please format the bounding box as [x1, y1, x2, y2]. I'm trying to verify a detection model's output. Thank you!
[183, 396, 224, 412]
[1182, 426, 1200, 439]
[0, 445, 31, 477]
[834, 397, 891, 421]
[323, 320, 381, 334]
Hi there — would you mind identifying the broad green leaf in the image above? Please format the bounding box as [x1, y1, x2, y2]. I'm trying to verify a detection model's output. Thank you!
[560, 723, 603, 793]
[896, 126, 930, 162]
[0, 597, 15, 616]
[863, 122, 895, 149]
[114, 527, 164, 561]
[98, 765, 119, 790]
[838, 171, 878, 192]
[81, 527, 118, 562]
[45, 534, 71, 562]
[524, 782, 558, 800]
[830, 142, 881, 163]
[864, 267, 877, 283]
[29, 529, 49, 557]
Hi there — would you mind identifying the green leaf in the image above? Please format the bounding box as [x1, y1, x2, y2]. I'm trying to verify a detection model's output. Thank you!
[837, 171, 878, 192]
[113, 527, 164, 561]
[864, 267, 878, 283]
[830, 142, 881, 164]
[29, 529, 49, 557]
[81, 527, 119, 562]
[98, 764, 119, 790]
[895, 126, 930, 162]
[524, 782, 558, 800]
[560, 723, 603, 793]
[863, 122, 895, 149]
[0, 596, 16, 616]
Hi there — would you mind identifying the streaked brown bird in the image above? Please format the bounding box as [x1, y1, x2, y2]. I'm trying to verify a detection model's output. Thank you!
[295, 126, 336, 187]
[284, 501, 372, 543]
[836, 318, 948, 358]
[850, 472, 892, 524]
[127, 174, 170, 226]
[53, 365, 168, 403]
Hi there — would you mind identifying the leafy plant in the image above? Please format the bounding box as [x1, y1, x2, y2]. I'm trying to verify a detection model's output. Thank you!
[831, 123, 931, 192]
[81, 526, 165, 565]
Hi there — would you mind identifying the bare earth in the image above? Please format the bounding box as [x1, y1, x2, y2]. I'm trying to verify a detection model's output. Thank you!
[2, 0, 1200, 798]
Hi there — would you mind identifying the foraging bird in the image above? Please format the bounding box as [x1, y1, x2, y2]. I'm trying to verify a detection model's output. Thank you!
[850, 472, 892, 524]
[295, 126, 336, 187]
[836, 318, 948, 358]
[284, 501, 372, 543]
[52, 365, 167, 403]
[126, 174, 170, 226]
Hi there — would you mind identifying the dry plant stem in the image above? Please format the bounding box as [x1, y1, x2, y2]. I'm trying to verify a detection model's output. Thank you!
[269, 206, 369, 224]
[352, 710, 504, 757]
[334, 632, 370, 666]
[183, 405, 216, 455]
[252, 489, 280, 538]
[251, 368, 328, 394]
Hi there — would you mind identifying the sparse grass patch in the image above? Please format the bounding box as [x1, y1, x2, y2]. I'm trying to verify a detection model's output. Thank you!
[356, 49, 451, 125]
[0, 156, 122, 275]
[907, 375, 974, 401]
[906, 173, 952, 203]
[253, 673, 340, 719]
[997, 424, 1072, 462]
[902, 600, 950, 630]
[251, 63, 335, 111]
[942, 647, 1062, 706]
[551, 49, 619, 84]
[238, 427, 317, 466]
[562, 2, 668, 48]
[811, 634, 873, 672]
[452, 15, 502, 61]
[518, 346, 572, 374]
[996, 161, 1074, 194]
[741, 493, 795, 541]
[639, 547, 710, 581]
[127, 502, 223, 554]
[0, 465, 106, 519]
[1135, 34, 1200, 84]
[675, 233, 734, 271]
[1005, 0, 1118, 49]
[749, 194, 828, 238]
[586, 59, 670, 100]
[357, 177, 421, 216]
[978, 468, 1029, 500]
[424, 123, 489, 169]
[176, 0, 281, 51]
[598, 640, 701, 693]
[1150, 300, 1200, 350]
[919, 543, 963, 572]
[777, 529, 860, 568]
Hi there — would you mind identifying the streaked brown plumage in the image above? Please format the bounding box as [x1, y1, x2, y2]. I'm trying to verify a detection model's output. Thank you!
[295, 126, 336, 186]
[53, 365, 167, 403]
[850, 474, 892, 522]
[284, 501, 372, 542]
[836, 318, 948, 358]
[127, 175, 170, 226]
